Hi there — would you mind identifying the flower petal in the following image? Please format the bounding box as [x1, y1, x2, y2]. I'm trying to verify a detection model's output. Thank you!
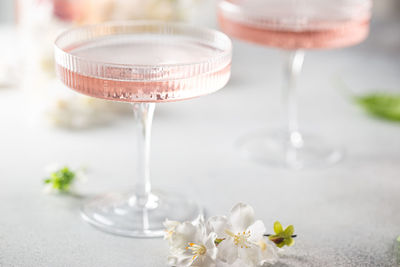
[164, 219, 180, 230]
[207, 215, 229, 237]
[200, 255, 217, 267]
[273, 221, 283, 234]
[229, 203, 255, 232]
[247, 220, 266, 242]
[238, 246, 259, 266]
[170, 222, 198, 249]
[167, 255, 178, 266]
[175, 222, 198, 238]
[258, 240, 279, 265]
[284, 225, 294, 236]
[177, 255, 195, 267]
[193, 214, 205, 226]
[284, 237, 295, 247]
[204, 232, 218, 250]
[217, 237, 239, 264]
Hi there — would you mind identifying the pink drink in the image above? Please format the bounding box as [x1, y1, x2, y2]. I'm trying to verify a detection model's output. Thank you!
[218, 0, 371, 49]
[56, 31, 231, 102]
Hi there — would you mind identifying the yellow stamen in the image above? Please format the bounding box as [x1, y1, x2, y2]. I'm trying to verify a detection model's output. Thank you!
[225, 229, 252, 248]
[186, 242, 207, 261]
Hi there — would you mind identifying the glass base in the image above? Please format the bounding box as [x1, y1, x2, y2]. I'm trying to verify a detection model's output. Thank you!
[237, 130, 343, 169]
[81, 188, 202, 238]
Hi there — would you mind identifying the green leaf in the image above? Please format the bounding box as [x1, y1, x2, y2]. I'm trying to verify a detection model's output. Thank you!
[356, 93, 400, 122]
[284, 225, 294, 236]
[284, 237, 295, 247]
[214, 238, 225, 246]
[269, 221, 296, 248]
[273, 221, 283, 234]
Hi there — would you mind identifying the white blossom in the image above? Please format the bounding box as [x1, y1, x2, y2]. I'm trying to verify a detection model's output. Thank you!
[166, 216, 218, 267]
[207, 203, 278, 266]
[165, 203, 281, 267]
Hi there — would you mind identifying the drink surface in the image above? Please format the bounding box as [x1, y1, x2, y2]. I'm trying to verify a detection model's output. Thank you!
[218, 0, 371, 49]
[71, 36, 221, 65]
[56, 34, 231, 102]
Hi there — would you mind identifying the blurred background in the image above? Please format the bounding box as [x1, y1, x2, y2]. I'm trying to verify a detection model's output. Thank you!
[0, 0, 399, 129]
[0, 0, 219, 129]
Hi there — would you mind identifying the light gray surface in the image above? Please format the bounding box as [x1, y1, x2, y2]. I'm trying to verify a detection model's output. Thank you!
[0, 1, 14, 23]
[1, 18, 400, 266]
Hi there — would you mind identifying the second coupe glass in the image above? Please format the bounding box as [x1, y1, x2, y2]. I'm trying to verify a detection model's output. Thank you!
[218, 0, 372, 169]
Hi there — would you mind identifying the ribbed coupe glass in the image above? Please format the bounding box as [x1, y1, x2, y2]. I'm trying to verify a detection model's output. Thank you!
[218, 0, 372, 169]
[54, 21, 232, 237]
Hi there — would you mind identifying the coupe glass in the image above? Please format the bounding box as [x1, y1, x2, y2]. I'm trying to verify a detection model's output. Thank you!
[218, 0, 372, 169]
[54, 21, 232, 237]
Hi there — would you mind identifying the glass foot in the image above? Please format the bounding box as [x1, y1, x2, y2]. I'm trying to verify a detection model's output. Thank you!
[237, 130, 343, 169]
[81, 188, 202, 238]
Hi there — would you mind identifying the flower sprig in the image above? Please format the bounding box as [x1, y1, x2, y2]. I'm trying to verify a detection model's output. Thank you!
[164, 203, 296, 267]
[264, 221, 296, 248]
[43, 165, 87, 194]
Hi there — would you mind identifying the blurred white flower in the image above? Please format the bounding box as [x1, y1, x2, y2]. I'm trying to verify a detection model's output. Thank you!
[207, 203, 278, 266]
[164, 219, 181, 241]
[44, 92, 128, 129]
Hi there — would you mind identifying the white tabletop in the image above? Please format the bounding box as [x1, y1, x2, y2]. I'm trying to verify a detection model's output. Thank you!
[0, 18, 400, 266]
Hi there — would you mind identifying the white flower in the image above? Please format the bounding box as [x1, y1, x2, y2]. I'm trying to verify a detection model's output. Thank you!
[165, 216, 218, 267]
[207, 203, 278, 266]
[164, 219, 181, 241]
[165, 203, 282, 267]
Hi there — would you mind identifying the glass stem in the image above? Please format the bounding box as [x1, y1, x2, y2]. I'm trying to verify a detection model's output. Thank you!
[131, 102, 155, 207]
[283, 50, 305, 148]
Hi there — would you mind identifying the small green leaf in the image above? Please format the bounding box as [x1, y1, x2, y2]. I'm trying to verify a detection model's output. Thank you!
[214, 238, 225, 246]
[273, 221, 283, 234]
[356, 93, 400, 122]
[43, 166, 76, 193]
[284, 225, 294, 236]
[284, 237, 295, 247]
[269, 221, 296, 248]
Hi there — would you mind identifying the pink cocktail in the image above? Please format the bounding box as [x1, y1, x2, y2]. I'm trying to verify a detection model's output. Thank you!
[57, 32, 231, 102]
[218, 0, 372, 169]
[55, 21, 232, 237]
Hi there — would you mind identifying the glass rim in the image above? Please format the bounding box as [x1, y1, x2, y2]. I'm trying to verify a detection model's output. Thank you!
[218, 0, 373, 31]
[54, 20, 233, 70]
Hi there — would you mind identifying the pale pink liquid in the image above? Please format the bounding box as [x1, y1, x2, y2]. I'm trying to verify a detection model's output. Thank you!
[57, 35, 231, 102]
[218, 0, 370, 49]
